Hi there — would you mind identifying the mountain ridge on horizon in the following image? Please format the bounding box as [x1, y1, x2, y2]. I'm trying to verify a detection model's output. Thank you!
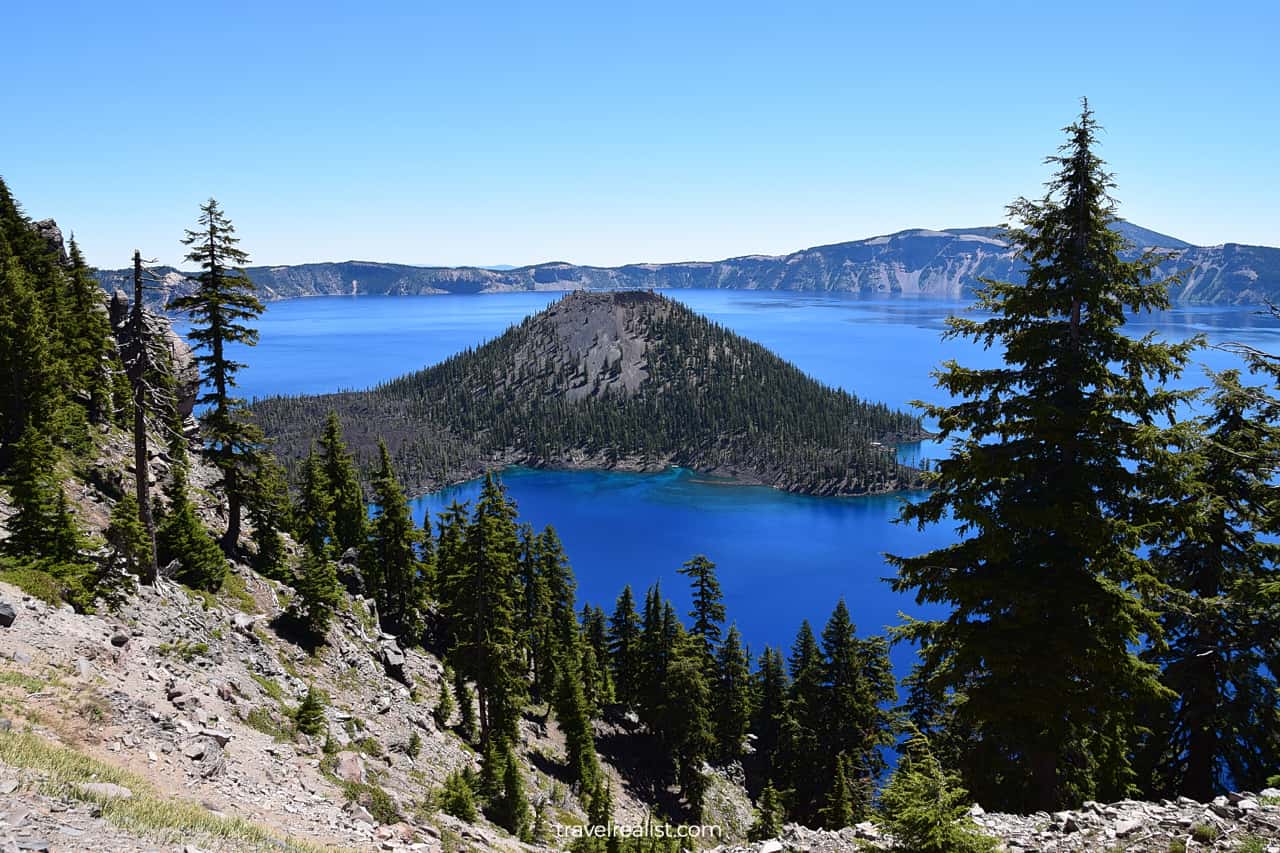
[95, 219, 1278, 305]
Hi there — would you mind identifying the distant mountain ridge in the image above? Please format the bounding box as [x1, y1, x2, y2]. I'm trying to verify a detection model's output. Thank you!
[96, 221, 1280, 305]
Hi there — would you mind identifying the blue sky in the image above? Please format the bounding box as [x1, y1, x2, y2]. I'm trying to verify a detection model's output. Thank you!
[2, 1, 1277, 269]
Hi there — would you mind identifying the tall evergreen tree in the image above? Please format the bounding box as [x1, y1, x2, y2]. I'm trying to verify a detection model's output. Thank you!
[607, 585, 643, 709]
[888, 102, 1199, 811]
[553, 605, 601, 788]
[1138, 368, 1280, 799]
[751, 646, 789, 784]
[661, 635, 713, 818]
[63, 238, 114, 425]
[2, 424, 81, 563]
[155, 451, 226, 591]
[362, 441, 424, 637]
[295, 538, 342, 641]
[318, 411, 366, 552]
[294, 448, 332, 556]
[245, 450, 292, 579]
[819, 600, 895, 818]
[678, 554, 725, 670]
[713, 624, 752, 763]
[0, 258, 60, 464]
[170, 198, 265, 552]
[448, 473, 526, 747]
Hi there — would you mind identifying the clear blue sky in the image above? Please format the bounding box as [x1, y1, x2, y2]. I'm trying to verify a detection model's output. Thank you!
[2, 1, 1276, 270]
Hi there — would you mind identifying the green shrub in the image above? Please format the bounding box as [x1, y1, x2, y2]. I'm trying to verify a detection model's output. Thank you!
[877, 727, 997, 853]
[1191, 823, 1219, 843]
[340, 780, 401, 825]
[1234, 836, 1266, 853]
[406, 731, 421, 759]
[438, 769, 478, 822]
[293, 686, 327, 738]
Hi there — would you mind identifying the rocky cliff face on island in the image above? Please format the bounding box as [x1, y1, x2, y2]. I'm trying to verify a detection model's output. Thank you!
[96, 221, 1280, 306]
[249, 291, 928, 498]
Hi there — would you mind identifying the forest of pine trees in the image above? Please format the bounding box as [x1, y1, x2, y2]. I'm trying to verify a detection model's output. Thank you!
[1, 98, 1279, 848]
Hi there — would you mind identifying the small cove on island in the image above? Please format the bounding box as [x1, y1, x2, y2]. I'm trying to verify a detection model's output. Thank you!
[200, 289, 1280, 676]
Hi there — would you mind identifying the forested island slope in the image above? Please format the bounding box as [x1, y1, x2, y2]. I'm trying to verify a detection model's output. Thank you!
[250, 291, 927, 496]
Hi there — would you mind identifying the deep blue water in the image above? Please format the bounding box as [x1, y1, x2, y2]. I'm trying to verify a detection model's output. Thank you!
[198, 291, 1280, 674]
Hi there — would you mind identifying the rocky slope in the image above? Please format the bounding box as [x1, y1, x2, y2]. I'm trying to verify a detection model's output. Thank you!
[249, 291, 927, 498]
[96, 221, 1280, 306]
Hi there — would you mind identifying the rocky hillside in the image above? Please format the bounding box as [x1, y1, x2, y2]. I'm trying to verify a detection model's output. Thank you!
[96, 221, 1280, 305]
[249, 291, 927, 497]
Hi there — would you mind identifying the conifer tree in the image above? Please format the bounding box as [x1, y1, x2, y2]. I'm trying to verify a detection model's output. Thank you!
[3, 424, 81, 562]
[748, 783, 784, 841]
[608, 585, 643, 709]
[662, 635, 712, 818]
[493, 747, 531, 839]
[0, 259, 59, 464]
[449, 473, 526, 747]
[751, 646, 789, 783]
[678, 554, 725, 670]
[362, 441, 424, 637]
[156, 452, 226, 591]
[818, 752, 855, 830]
[820, 600, 895, 817]
[878, 727, 997, 853]
[318, 412, 366, 552]
[294, 685, 327, 738]
[439, 769, 478, 822]
[170, 198, 265, 552]
[713, 624, 752, 763]
[553, 605, 601, 787]
[888, 101, 1199, 811]
[294, 448, 332, 555]
[434, 667, 457, 729]
[295, 539, 342, 641]
[1139, 368, 1280, 799]
[245, 451, 292, 579]
[454, 667, 478, 744]
[517, 524, 553, 697]
[582, 604, 615, 710]
[778, 621, 824, 823]
[64, 238, 114, 425]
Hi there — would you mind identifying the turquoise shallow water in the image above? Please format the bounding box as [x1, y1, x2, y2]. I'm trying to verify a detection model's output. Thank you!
[200, 290, 1280, 672]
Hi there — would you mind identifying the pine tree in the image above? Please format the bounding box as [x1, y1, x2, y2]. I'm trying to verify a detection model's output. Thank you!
[751, 646, 789, 783]
[170, 198, 264, 552]
[245, 450, 292, 579]
[294, 448, 332, 556]
[434, 667, 457, 729]
[662, 635, 712, 818]
[678, 554, 725, 670]
[294, 685, 327, 738]
[439, 769, 478, 822]
[318, 412, 366, 552]
[819, 600, 895, 818]
[0, 260, 60, 465]
[581, 604, 615, 711]
[553, 605, 601, 787]
[156, 455, 226, 591]
[102, 492, 147, 606]
[878, 727, 997, 853]
[749, 783, 784, 841]
[779, 621, 825, 823]
[455, 666, 478, 744]
[448, 473, 526, 748]
[493, 747, 531, 839]
[818, 752, 855, 829]
[3, 424, 80, 562]
[295, 539, 342, 641]
[1138, 368, 1280, 799]
[362, 441, 424, 637]
[63, 238, 114, 425]
[887, 101, 1199, 811]
[608, 585, 643, 709]
[713, 624, 752, 763]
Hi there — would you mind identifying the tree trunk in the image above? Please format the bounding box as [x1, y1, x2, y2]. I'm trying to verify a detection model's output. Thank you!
[221, 465, 241, 554]
[130, 251, 158, 583]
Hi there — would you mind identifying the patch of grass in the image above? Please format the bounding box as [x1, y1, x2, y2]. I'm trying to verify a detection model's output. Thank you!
[1260, 794, 1280, 806]
[1234, 836, 1267, 853]
[0, 564, 65, 606]
[0, 671, 49, 693]
[156, 639, 209, 663]
[220, 572, 258, 613]
[244, 706, 290, 741]
[1191, 822, 1219, 843]
[182, 584, 219, 611]
[338, 780, 402, 825]
[354, 736, 384, 757]
[0, 730, 337, 852]
[249, 673, 286, 703]
[1168, 839, 1187, 853]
